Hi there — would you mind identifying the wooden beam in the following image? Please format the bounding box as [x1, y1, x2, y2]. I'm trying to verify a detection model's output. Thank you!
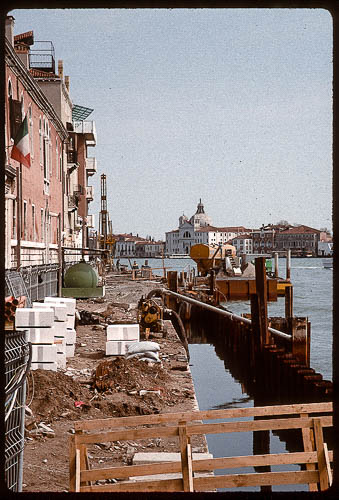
[313, 418, 329, 491]
[185, 416, 333, 437]
[73, 402, 332, 431]
[323, 442, 333, 487]
[81, 460, 183, 482]
[75, 448, 81, 493]
[75, 424, 179, 446]
[300, 412, 318, 491]
[191, 450, 333, 472]
[69, 435, 76, 492]
[178, 421, 193, 492]
[193, 470, 320, 490]
[80, 478, 183, 492]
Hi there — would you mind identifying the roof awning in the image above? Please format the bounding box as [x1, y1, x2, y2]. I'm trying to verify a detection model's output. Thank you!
[72, 104, 94, 121]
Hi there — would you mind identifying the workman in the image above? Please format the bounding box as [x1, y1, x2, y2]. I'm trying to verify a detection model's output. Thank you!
[116, 258, 120, 271]
[132, 261, 139, 270]
[142, 260, 150, 269]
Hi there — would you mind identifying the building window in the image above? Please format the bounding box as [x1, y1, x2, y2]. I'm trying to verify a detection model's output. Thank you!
[8, 79, 13, 98]
[32, 205, 36, 240]
[12, 199, 16, 239]
[28, 104, 34, 160]
[20, 92, 24, 119]
[23, 201, 27, 240]
[39, 118, 43, 165]
[41, 208, 44, 243]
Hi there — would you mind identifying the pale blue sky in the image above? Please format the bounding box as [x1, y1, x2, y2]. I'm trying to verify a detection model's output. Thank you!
[10, 8, 333, 240]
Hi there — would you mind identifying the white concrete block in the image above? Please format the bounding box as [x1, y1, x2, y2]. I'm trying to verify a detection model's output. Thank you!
[106, 324, 140, 341]
[56, 352, 66, 369]
[66, 344, 75, 357]
[52, 322, 67, 336]
[55, 341, 66, 354]
[22, 327, 55, 345]
[105, 340, 136, 356]
[15, 308, 54, 328]
[30, 362, 57, 371]
[66, 328, 76, 344]
[44, 297, 76, 315]
[66, 315, 75, 329]
[31, 344, 57, 363]
[33, 302, 67, 322]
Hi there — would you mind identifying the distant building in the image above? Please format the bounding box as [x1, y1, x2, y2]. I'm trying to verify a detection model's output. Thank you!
[230, 234, 253, 255]
[165, 200, 249, 255]
[251, 225, 276, 254]
[318, 241, 333, 256]
[114, 234, 164, 258]
[274, 225, 321, 256]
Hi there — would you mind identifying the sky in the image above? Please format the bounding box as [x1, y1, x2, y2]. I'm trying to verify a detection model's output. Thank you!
[10, 8, 333, 240]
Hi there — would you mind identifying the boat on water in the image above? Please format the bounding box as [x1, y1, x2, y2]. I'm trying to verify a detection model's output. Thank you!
[167, 254, 191, 259]
[323, 259, 333, 269]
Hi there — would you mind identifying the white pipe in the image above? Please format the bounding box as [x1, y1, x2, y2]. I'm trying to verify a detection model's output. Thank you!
[163, 289, 291, 340]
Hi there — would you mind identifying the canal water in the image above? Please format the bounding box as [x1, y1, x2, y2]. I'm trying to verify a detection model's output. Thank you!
[118, 256, 333, 492]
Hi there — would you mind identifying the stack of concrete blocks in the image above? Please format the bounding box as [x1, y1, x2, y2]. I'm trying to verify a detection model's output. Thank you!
[44, 297, 77, 359]
[32, 301, 68, 370]
[106, 324, 140, 356]
[15, 307, 57, 371]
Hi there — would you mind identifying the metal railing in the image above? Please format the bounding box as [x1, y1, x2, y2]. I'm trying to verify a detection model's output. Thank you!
[163, 289, 291, 341]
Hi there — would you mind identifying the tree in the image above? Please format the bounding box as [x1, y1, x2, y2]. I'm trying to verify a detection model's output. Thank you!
[276, 220, 289, 226]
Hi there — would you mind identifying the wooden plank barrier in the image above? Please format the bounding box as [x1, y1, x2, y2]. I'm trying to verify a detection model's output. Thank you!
[69, 402, 333, 493]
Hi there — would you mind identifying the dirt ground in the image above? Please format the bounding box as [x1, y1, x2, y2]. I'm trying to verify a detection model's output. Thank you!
[22, 272, 207, 492]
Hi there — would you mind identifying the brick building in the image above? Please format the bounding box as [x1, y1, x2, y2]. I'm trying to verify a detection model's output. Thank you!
[274, 225, 321, 257]
[4, 16, 98, 286]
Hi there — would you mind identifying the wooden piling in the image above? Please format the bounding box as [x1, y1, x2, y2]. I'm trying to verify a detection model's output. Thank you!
[290, 317, 309, 367]
[254, 257, 270, 347]
[274, 252, 279, 278]
[286, 250, 291, 281]
[167, 271, 178, 311]
[285, 286, 293, 319]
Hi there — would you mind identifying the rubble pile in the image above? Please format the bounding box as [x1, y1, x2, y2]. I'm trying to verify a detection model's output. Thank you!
[93, 356, 167, 393]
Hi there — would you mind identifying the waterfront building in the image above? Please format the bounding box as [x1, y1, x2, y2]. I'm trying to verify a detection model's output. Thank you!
[114, 233, 165, 258]
[251, 224, 276, 254]
[4, 16, 98, 277]
[165, 200, 248, 255]
[230, 234, 253, 255]
[318, 241, 333, 257]
[274, 225, 321, 256]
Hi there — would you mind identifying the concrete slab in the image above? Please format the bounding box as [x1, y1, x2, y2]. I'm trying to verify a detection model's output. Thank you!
[133, 452, 213, 463]
[131, 452, 214, 482]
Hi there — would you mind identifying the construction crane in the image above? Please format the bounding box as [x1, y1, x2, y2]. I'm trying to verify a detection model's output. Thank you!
[99, 174, 115, 265]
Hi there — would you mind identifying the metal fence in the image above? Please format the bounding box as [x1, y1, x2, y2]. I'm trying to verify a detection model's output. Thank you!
[5, 329, 30, 492]
[5, 264, 60, 303]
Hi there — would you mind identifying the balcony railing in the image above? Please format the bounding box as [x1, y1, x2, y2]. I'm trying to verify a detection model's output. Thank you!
[67, 150, 78, 165]
[68, 195, 78, 212]
[86, 186, 93, 201]
[73, 184, 84, 196]
[73, 120, 97, 145]
[75, 217, 83, 229]
[85, 157, 97, 176]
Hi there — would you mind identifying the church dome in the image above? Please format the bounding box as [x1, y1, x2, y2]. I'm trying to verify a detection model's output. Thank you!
[189, 199, 212, 229]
